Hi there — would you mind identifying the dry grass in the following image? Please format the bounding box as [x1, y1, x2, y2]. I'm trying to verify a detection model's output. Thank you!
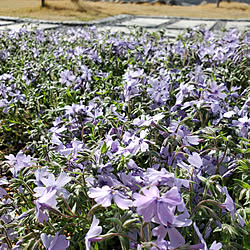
[0, 0, 249, 21]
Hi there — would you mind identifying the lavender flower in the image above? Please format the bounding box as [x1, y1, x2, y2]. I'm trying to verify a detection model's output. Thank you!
[232, 115, 249, 138]
[188, 152, 203, 169]
[41, 232, 69, 250]
[193, 222, 222, 250]
[35, 189, 57, 223]
[152, 213, 192, 249]
[147, 77, 170, 105]
[60, 70, 76, 87]
[88, 185, 132, 209]
[126, 130, 151, 155]
[34, 172, 71, 199]
[122, 67, 145, 102]
[220, 186, 245, 226]
[152, 224, 184, 249]
[85, 216, 103, 250]
[5, 151, 36, 177]
[132, 113, 164, 127]
[133, 186, 183, 224]
[207, 81, 227, 101]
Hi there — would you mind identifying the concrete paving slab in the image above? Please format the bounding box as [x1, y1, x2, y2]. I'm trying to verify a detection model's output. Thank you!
[162, 29, 183, 37]
[167, 20, 216, 30]
[224, 21, 250, 31]
[120, 18, 170, 27]
[0, 23, 59, 31]
[97, 26, 183, 38]
[0, 20, 14, 26]
[98, 26, 131, 33]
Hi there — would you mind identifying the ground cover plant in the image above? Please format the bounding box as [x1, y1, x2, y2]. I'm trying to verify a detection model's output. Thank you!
[0, 25, 249, 249]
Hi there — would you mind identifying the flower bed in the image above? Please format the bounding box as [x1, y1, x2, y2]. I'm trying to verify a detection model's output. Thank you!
[0, 26, 249, 250]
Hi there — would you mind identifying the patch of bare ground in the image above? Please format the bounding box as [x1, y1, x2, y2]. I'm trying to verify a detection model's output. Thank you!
[0, 0, 249, 21]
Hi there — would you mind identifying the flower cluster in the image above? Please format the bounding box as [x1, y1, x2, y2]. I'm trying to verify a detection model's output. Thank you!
[0, 25, 249, 249]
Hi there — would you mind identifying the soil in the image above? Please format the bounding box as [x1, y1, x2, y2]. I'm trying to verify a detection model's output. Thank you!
[0, 0, 249, 21]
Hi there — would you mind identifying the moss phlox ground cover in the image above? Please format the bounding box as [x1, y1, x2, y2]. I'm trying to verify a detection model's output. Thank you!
[0, 26, 249, 249]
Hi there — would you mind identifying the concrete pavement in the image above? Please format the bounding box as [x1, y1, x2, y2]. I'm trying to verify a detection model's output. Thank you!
[0, 15, 249, 38]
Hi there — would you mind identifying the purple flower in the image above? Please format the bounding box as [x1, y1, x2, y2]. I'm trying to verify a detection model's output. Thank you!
[97, 173, 120, 187]
[132, 113, 164, 127]
[49, 125, 66, 143]
[223, 110, 236, 118]
[60, 70, 76, 86]
[174, 40, 185, 59]
[152, 213, 192, 249]
[5, 151, 37, 177]
[182, 135, 200, 146]
[41, 232, 69, 250]
[88, 185, 132, 209]
[119, 172, 143, 192]
[239, 97, 249, 117]
[0, 187, 7, 199]
[193, 222, 222, 250]
[122, 67, 145, 102]
[152, 224, 184, 249]
[34, 172, 71, 199]
[58, 140, 84, 158]
[123, 81, 139, 102]
[143, 168, 175, 187]
[34, 167, 49, 187]
[209, 241, 223, 250]
[207, 81, 227, 100]
[0, 243, 8, 249]
[0, 98, 10, 113]
[34, 189, 57, 223]
[85, 216, 103, 250]
[219, 186, 245, 226]
[63, 103, 86, 117]
[220, 186, 235, 215]
[104, 135, 119, 153]
[147, 77, 170, 105]
[188, 152, 203, 169]
[213, 47, 227, 62]
[79, 65, 92, 82]
[175, 82, 195, 105]
[32, 48, 39, 58]
[168, 122, 200, 146]
[126, 130, 152, 155]
[232, 115, 249, 138]
[133, 186, 183, 224]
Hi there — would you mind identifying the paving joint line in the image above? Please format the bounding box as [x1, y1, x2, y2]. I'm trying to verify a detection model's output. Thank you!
[0, 15, 249, 26]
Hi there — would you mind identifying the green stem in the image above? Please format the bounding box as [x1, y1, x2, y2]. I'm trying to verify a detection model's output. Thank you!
[199, 111, 204, 128]
[60, 195, 75, 217]
[214, 138, 220, 175]
[140, 222, 147, 242]
[219, 141, 228, 165]
[190, 199, 221, 218]
[189, 171, 194, 211]
[49, 207, 85, 220]
[147, 223, 151, 242]
[128, 102, 131, 120]
[22, 180, 34, 195]
[20, 193, 34, 209]
[47, 221, 56, 231]
[103, 233, 139, 243]
[3, 227, 12, 249]
[170, 145, 199, 167]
